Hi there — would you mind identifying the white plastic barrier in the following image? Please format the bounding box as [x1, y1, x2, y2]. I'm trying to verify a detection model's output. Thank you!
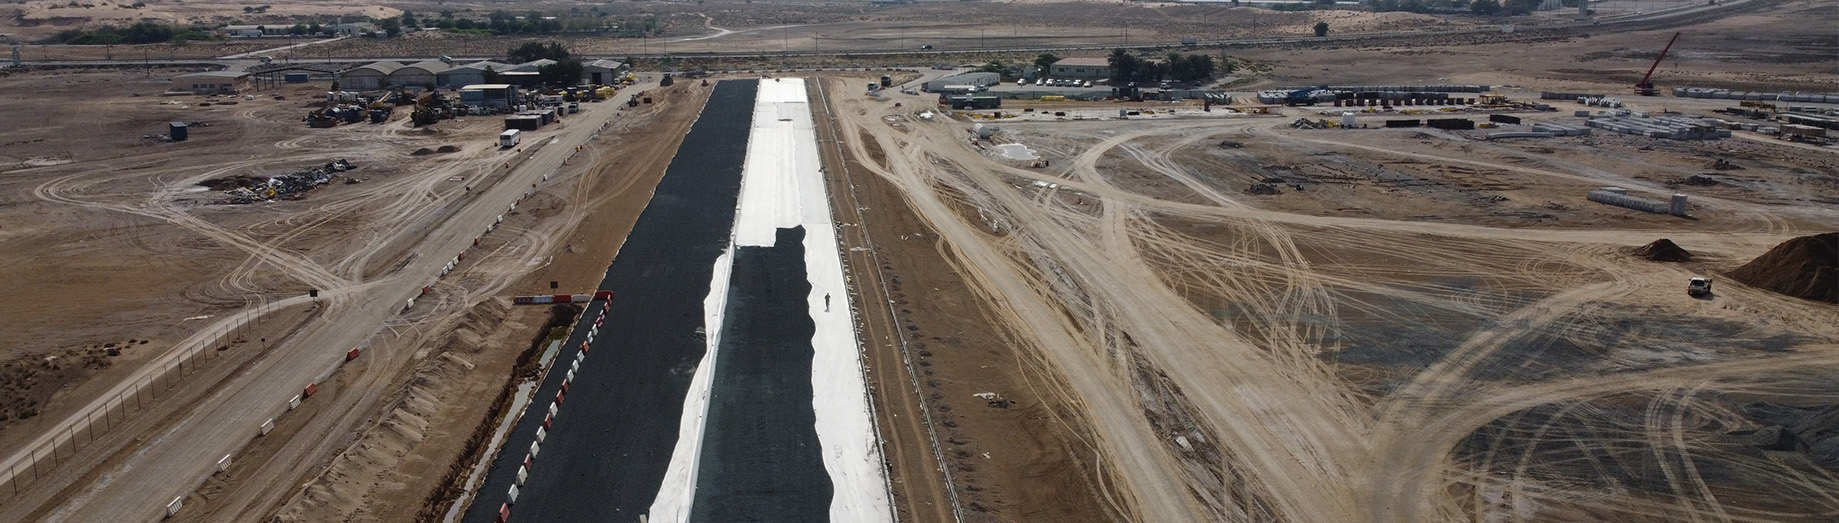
[529, 441, 541, 458]
[217, 454, 233, 472]
[166, 497, 184, 517]
[516, 465, 529, 486]
[507, 484, 520, 505]
[288, 395, 301, 410]
[261, 419, 274, 435]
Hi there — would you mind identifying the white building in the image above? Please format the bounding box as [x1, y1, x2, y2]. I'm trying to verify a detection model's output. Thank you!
[1049, 57, 1111, 79]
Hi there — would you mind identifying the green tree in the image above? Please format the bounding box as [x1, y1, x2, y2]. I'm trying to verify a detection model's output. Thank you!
[1107, 48, 1140, 84]
[1033, 53, 1060, 74]
[307, 22, 321, 35]
[377, 18, 402, 37]
[1504, 0, 1540, 14]
[400, 10, 419, 28]
[509, 41, 570, 63]
[1314, 0, 1335, 6]
[288, 23, 309, 36]
[1470, 0, 1501, 14]
[1313, 21, 1329, 37]
[1184, 54, 1215, 81]
[538, 58, 584, 86]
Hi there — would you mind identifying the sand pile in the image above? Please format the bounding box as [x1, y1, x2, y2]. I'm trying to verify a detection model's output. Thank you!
[1727, 232, 1838, 303]
[1634, 238, 1693, 262]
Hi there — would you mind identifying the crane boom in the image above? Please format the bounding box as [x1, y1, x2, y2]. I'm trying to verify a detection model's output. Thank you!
[1635, 32, 1681, 95]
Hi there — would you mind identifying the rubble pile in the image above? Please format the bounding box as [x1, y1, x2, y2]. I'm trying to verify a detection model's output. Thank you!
[207, 159, 355, 204]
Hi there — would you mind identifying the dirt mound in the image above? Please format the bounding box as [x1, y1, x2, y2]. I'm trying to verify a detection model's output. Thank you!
[1674, 174, 1720, 186]
[1633, 238, 1693, 262]
[437, 145, 461, 153]
[1727, 232, 1838, 303]
[410, 148, 435, 156]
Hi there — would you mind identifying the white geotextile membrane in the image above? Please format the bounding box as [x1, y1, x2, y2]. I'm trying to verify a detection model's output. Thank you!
[649, 79, 892, 523]
[647, 247, 733, 523]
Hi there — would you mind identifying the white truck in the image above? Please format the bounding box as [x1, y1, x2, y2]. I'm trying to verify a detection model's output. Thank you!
[1687, 277, 1712, 297]
[499, 129, 521, 148]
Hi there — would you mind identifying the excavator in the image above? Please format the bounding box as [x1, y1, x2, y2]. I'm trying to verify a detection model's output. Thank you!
[1635, 32, 1681, 96]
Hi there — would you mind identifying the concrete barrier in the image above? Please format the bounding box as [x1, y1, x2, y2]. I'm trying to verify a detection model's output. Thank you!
[261, 419, 274, 435]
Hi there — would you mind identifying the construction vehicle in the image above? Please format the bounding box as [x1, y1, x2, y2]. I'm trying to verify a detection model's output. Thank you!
[1687, 277, 1712, 297]
[660, 73, 674, 87]
[411, 91, 449, 127]
[1635, 32, 1681, 96]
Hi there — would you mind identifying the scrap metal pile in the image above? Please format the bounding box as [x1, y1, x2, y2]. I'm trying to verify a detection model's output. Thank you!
[207, 159, 355, 204]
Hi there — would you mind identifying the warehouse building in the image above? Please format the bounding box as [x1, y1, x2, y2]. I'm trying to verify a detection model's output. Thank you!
[439, 61, 510, 88]
[339, 61, 403, 90]
[389, 59, 452, 89]
[582, 59, 629, 85]
[172, 70, 251, 94]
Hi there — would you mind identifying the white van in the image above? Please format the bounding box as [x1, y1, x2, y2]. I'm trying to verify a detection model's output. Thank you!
[499, 129, 521, 148]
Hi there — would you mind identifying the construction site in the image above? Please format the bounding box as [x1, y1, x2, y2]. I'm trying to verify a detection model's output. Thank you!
[0, 0, 1835, 522]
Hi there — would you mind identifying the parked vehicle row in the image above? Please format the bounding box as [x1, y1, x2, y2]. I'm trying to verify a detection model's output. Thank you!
[1021, 78, 1095, 88]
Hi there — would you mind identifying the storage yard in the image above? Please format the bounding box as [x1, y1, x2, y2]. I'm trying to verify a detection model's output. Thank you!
[0, 0, 1835, 522]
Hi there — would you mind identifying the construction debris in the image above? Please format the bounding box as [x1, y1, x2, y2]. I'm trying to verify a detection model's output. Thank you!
[1587, 115, 1732, 140]
[1290, 118, 1333, 129]
[203, 159, 354, 204]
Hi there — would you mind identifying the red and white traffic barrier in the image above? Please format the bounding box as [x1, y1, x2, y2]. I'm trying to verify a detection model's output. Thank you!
[511, 293, 602, 305]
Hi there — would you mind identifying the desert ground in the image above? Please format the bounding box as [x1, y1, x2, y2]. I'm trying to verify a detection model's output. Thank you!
[0, 0, 1835, 521]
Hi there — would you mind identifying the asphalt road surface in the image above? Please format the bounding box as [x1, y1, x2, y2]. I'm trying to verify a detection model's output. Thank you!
[463, 79, 758, 523]
[690, 226, 833, 523]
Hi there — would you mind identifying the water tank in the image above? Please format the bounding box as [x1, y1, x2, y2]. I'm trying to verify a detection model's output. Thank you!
[973, 123, 992, 139]
[1670, 194, 1689, 216]
[1342, 112, 1356, 128]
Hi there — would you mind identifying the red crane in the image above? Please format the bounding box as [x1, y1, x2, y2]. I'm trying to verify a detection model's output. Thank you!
[1635, 32, 1682, 96]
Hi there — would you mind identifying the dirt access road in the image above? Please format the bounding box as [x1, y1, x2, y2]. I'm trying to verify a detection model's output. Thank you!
[820, 74, 1839, 522]
[0, 84, 659, 521]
